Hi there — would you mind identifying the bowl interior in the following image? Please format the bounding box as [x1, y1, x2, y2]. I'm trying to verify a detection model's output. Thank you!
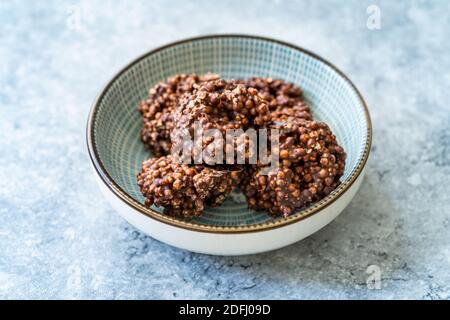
[91, 36, 369, 228]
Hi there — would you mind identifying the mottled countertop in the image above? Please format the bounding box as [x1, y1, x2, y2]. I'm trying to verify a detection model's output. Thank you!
[1, 0, 449, 299]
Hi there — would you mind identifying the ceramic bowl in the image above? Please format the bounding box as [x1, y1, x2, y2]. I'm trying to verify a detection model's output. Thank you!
[86, 35, 372, 255]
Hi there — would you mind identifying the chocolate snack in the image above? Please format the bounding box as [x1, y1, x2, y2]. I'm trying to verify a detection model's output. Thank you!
[240, 77, 313, 122]
[139, 73, 219, 156]
[241, 119, 346, 216]
[137, 155, 242, 218]
[137, 74, 346, 218]
[171, 79, 271, 164]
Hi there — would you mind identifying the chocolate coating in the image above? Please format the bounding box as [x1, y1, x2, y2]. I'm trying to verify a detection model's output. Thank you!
[240, 77, 313, 122]
[137, 75, 346, 218]
[171, 79, 271, 164]
[137, 155, 242, 217]
[139, 74, 219, 156]
[241, 119, 346, 216]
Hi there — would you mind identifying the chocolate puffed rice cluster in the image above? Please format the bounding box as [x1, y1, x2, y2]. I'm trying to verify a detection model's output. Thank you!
[137, 74, 346, 218]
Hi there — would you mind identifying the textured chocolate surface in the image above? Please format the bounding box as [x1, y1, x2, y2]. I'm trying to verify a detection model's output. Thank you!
[139, 74, 218, 156]
[242, 119, 346, 216]
[240, 77, 313, 122]
[137, 155, 241, 217]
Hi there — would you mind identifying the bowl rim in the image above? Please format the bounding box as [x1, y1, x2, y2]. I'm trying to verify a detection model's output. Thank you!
[86, 34, 372, 234]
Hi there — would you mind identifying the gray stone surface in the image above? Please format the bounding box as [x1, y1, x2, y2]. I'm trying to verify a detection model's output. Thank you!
[1, 0, 449, 299]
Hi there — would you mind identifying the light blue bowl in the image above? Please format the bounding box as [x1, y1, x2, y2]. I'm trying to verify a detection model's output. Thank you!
[87, 35, 371, 233]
